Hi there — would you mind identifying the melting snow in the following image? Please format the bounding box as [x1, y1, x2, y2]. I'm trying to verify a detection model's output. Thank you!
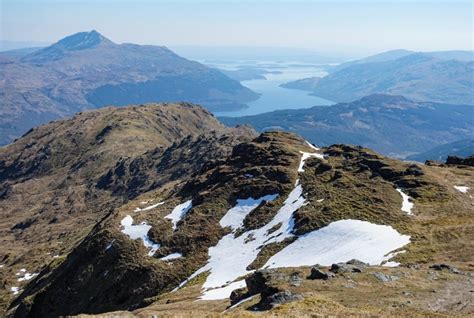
[185, 186, 303, 293]
[120, 215, 160, 256]
[200, 280, 246, 300]
[396, 189, 414, 215]
[298, 151, 325, 172]
[305, 140, 320, 151]
[11, 287, 20, 295]
[219, 194, 278, 231]
[165, 200, 193, 230]
[264, 219, 410, 268]
[134, 201, 165, 212]
[17, 272, 38, 282]
[175, 145, 410, 300]
[454, 186, 470, 193]
[244, 174, 254, 178]
[160, 253, 183, 261]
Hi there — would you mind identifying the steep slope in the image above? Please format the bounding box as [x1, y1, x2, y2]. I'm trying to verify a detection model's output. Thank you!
[6, 126, 473, 317]
[406, 139, 474, 162]
[281, 52, 474, 104]
[219, 94, 474, 158]
[0, 103, 256, 313]
[0, 30, 259, 145]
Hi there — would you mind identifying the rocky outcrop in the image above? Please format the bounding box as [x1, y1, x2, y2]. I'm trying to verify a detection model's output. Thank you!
[446, 155, 474, 167]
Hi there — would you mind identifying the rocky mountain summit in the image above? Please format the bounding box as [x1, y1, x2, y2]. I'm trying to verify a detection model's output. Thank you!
[0, 31, 259, 145]
[0, 103, 472, 317]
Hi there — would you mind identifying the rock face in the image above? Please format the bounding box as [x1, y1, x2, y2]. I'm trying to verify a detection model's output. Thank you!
[445, 155, 474, 167]
[309, 267, 332, 280]
[0, 31, 259, 145]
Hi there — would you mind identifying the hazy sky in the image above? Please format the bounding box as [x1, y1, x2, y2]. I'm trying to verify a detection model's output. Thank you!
[1, 0, 472, 55]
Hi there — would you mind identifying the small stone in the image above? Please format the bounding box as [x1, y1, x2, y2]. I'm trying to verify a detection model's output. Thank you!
[430, 263, 461, 274]
[266, 290, 303, 307]
[309, 267, 330, 280]
[373, 272, 399, 282]
[330, 262, 364, 273]
[289, 272, 303, 286]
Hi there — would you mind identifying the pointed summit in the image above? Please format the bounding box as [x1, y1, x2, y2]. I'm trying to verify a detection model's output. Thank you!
[22, 30, 115, 63]
[54, 30, 114, 51]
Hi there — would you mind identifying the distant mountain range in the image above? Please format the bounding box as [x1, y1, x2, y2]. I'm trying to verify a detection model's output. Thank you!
[280, 50, 474, 105]
[220, 94, 474, 158]
[406, 139, 474, 162]
[0, 30, 259, 145]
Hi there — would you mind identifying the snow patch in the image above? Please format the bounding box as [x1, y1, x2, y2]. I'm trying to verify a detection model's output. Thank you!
[200, 280, 246, 300]
[219, 194, 278, 231]
[186, 186, 304, 294]
[120, 215, 160, 256]
[160, 253, 183, 261]
[305, 140, 320, 151]
[165, 200, 193, 230]
[396, 189, 414, 215]
[11, 287, 20, 295]
[264, 219, 410, 268]
[454, 185, 470, 193]
[134, 201, 164, 212]
[298, 151, 324, 172]
[17, 271, 38, 282]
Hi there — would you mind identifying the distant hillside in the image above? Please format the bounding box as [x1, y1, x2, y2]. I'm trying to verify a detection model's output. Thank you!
[219, 94, 474, 158]
[281, 51, 474, 105]
[0, 30, 259, 145]
[328, 49, 474, 73]
[406, 139, 474, 162]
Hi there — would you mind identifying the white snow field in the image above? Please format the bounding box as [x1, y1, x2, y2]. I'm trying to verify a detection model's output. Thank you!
[264, 219, 410, 268]
[200, 280, 246, 300]
[454, 185, 470, 193]
[165, 200, 193, 230]
[182, 185, 305, 299]
[219, 194, 278, 230]
[177, 148, 411, 300]
[120, 215, 160, 256]
[396, 188, 414, 215]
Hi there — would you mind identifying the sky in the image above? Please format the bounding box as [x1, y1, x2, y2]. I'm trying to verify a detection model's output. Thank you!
[1, 0, 472, 56]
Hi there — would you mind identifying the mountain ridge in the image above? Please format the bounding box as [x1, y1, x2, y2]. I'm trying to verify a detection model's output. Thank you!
[219, 94, 474, 158]
[0, 31, 259, 146]
[0, 102, 472, 317]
